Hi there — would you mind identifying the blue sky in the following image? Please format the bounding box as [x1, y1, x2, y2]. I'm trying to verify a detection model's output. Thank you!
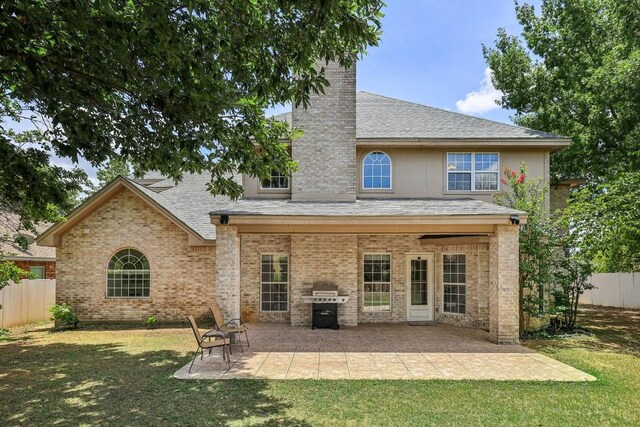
[358, 0, 539, 123]
[270, 1, 541, 123]
[21, 1, 540, 180]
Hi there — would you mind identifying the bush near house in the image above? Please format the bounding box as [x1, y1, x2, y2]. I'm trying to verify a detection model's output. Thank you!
[49, 303, 80, 329]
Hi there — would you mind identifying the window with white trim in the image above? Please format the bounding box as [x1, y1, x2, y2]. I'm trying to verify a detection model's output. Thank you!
[260, 254, 289, 312]
[447, 152, 499, 191]
[260, 170, 289, 190]
[362, 151, 392, 189]
[443, 254, 466, 314]
[363, 254, 391, 312]
[107, 249, 150, 298]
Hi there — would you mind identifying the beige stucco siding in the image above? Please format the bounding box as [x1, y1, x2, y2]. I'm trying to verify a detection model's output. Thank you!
[56, 189, 216, 323]
[356, 147, 549, 203]
[243, 146, 552, 204]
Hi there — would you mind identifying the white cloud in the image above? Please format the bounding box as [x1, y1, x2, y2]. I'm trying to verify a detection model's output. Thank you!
[455, 68, 503, 115]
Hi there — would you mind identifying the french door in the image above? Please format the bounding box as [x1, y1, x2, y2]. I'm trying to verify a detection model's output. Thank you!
[406, 254, 434, 322]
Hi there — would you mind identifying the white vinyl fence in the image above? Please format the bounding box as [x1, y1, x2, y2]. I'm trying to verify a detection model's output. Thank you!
[0, 279, 56, 328]
[581, 273, 640, 309]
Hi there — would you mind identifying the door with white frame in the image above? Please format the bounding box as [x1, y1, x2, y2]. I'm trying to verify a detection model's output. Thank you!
[406, 254, 435, 322]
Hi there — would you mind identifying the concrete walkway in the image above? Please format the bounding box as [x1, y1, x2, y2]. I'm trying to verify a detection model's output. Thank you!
[174, 323, 595, 381]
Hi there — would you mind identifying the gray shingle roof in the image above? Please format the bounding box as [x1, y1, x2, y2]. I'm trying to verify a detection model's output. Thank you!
[271, 91, 566, 140]
[209, 198, 523, 217]
[124, 175, 523, 241]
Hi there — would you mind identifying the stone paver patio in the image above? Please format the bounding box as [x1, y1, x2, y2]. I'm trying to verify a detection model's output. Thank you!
[174, 323, 595, 381]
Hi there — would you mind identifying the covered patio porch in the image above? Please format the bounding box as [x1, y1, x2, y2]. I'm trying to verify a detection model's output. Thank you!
[211, 197, 526, 344]
[174, 323, 595, 381]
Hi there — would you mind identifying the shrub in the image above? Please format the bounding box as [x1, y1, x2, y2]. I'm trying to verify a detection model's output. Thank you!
[49, 303, 80, 329]
[550, 254, 594, 331]
[144, 316, 157, 328]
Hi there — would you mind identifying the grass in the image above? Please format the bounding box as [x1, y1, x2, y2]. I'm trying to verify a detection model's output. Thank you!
[0, 307, 638, 426]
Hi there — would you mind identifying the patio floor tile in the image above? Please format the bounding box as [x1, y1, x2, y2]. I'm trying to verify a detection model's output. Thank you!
[174, 323, 596, 381]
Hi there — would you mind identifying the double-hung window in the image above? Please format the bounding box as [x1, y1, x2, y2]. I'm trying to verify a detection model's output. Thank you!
[260, 254, 289, 312]
[443, 254, 466, 314]
[363, 254, 392, 312]
[447, 153, 499, 191]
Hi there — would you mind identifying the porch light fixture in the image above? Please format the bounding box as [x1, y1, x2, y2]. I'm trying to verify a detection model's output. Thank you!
[510, 215, 520, 225]
[220, 214, 230, 225]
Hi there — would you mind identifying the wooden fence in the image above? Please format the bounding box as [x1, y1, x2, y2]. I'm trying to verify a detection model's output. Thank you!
[0, 279, 56, 328]
[581, 273, 640, 309]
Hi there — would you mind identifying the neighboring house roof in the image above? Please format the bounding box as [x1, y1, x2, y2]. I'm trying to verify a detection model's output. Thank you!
[0, 213, 56, 261]
[209, 198, 525, 218]
[273, 91, 570, 145]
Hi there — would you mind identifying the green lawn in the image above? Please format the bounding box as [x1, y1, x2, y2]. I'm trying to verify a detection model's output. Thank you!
[1, 307, 639, 426]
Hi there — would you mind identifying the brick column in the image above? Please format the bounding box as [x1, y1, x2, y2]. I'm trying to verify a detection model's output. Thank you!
[489, 225, 520, 344]
[215, 225, 241, 321]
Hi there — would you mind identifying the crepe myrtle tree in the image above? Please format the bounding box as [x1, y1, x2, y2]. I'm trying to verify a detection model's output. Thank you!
[495, 163, 557, 333]
[1, 0, 385, 230]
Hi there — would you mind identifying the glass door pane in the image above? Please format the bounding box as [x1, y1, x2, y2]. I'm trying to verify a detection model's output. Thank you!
[410, 259, 427, 305]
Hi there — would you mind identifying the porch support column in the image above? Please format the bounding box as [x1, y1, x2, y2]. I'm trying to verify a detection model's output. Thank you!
[489, 224, 520, 344]
[215, 225, 241, 321]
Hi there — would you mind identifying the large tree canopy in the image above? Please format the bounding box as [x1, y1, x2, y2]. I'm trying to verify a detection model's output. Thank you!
[484, 0, 640, 271]
[1, 0, 384, 232]
[484, 0, 640, 182]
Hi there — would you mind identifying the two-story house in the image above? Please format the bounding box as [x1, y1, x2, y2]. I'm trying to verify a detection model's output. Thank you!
[37, 62, 570, 344]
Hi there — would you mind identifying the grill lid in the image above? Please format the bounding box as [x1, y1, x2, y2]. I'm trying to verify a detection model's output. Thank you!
[311, 282, 339, 296]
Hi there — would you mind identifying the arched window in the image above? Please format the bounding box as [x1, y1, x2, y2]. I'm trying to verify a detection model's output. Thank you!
[107, 249, 150, 298]
[363, 151, 392, 189]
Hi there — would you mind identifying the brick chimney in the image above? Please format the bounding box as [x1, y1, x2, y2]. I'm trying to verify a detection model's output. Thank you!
[291, 61, 356, 201]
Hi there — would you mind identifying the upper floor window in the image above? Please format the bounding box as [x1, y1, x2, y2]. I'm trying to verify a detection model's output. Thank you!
[107, 249, 150, 298]
[363, 151, 392, 190]
[260, 170, 289, 190]
[447, 153, 499, 191]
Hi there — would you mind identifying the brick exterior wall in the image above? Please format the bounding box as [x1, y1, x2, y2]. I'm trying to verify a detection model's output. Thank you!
[237, 233, 494, 330]
[357, 235, 489, 328]
[14, 260, 56, 279]
[56, 189, 216, 323]
[291, 61, 357, 201]
[489, 225, 520, 344]
[290, 235, 358, 326]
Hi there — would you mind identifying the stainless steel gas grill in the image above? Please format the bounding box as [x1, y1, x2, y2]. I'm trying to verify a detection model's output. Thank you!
[300, 283, 350, 330]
